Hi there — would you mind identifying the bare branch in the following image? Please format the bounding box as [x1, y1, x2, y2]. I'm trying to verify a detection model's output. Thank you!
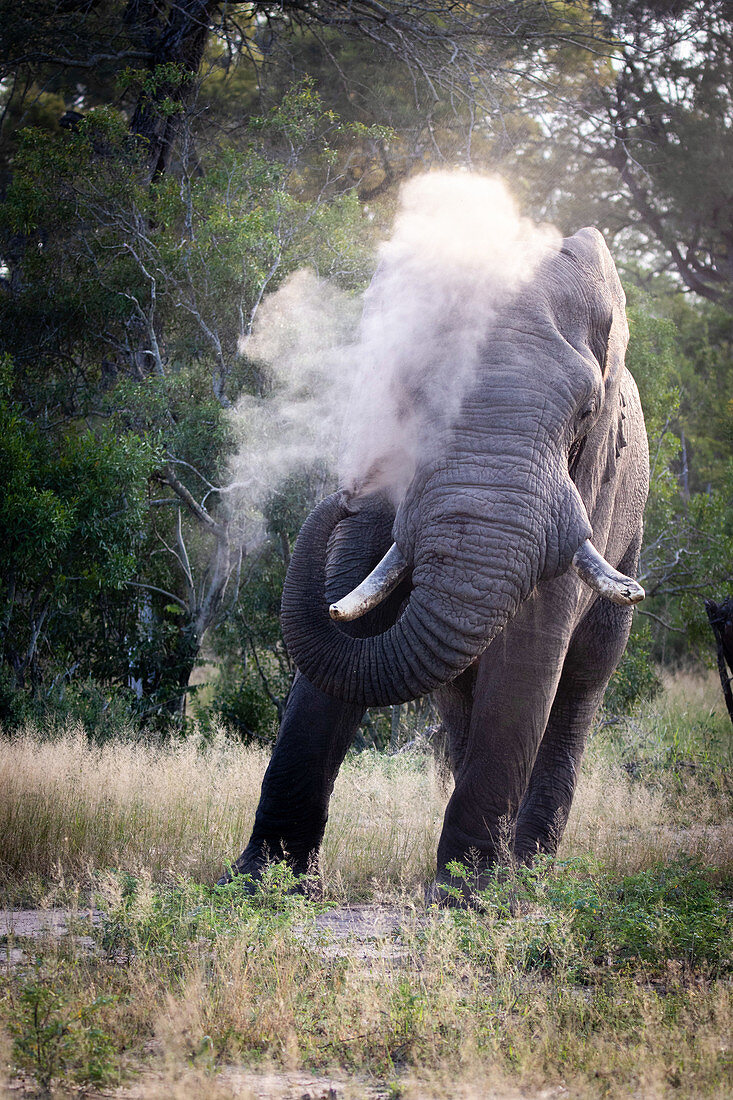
[636, 608, 688, 634]
[156, 466, 227, 538]
[125, 580, 188, 611]
[175, 507, 196, 606]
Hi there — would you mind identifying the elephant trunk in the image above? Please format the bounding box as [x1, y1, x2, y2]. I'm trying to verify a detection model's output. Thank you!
[281, 493, 459, 706]
[281, 473, 590, 707]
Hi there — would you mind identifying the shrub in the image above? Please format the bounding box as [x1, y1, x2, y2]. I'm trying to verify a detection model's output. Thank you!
[7, 973, 117, 1090]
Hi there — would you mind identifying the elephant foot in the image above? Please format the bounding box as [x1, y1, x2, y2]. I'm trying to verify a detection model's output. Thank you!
[215, 848, 266, 889]
[216, 840, 320, 898]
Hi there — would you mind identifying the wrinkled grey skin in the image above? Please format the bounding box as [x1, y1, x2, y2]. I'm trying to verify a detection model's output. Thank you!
[221, 229, 649, 898]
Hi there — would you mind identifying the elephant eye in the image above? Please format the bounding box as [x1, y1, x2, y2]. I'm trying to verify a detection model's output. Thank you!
[576, 395, 599, 431]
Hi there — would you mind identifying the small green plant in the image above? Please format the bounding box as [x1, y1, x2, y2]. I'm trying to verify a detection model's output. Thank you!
[455, 857, 733, 980]
[97, 862, 323, 967]
[215, 859, 318, 913]
[7, 974, 117, 1091]
[603, 622, 661, 716]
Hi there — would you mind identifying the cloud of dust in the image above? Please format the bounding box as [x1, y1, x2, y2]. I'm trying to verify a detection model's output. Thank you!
[230, 172, 560, 540]
[340, 172, 560, 501]
[230, 268, 360, 543]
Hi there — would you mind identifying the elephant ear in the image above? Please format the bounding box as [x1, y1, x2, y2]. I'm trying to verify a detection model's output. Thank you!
[602, 303, 630, 384]
[561, 227, 629, 380]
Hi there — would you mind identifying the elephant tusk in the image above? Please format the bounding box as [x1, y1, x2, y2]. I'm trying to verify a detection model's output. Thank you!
[572, 540, 645, 606]
[329, 543, 410, 622]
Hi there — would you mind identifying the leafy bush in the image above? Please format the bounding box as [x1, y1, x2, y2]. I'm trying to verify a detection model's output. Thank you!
[7, 973, 117, 1090]
[444, 857, 733, 979]
[206, 660, 284, 744]
[603, 622, 662, 717]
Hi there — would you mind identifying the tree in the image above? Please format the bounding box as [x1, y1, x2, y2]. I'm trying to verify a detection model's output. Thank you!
[668, 297, 733, 495]
[538, 2, 733, 304]
[0, 79, 376, 721]
[623, 290, 733, 660]
[0, 355, 155, 723]
[1, 3, 619, 195]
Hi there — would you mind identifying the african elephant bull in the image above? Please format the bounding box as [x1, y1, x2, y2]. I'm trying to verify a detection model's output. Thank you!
[221, 219, 648, 899]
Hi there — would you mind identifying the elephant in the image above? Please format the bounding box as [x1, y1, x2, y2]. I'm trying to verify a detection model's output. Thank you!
[220, 224, 649, 900]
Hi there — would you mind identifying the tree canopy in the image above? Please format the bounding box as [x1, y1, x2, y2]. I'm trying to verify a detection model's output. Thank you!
[0, 0, 731, 738]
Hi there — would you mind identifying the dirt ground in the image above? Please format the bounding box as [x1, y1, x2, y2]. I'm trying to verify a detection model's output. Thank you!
[0, 904, 409, 965]
[1, 907, 102, 969]
[1, 905, 418, 1099]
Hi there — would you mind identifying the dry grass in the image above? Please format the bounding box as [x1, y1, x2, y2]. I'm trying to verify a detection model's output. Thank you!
[565, 671, 732, 875]
[0, 729, 269, 897]
[1, 674, 731, 902]
[0, 674, 731, 1097]
[322, 752, 446, 897]
[0, 723, 451, 901]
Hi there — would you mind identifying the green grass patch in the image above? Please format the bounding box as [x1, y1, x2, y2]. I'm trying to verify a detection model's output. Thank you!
[1, 859, 731, 1096]
[444, 857, 732, 979]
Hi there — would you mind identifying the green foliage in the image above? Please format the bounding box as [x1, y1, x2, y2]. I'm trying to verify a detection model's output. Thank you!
[208, 657, 285, 743]
[669, 298, 733, 494]
[623, 290, 733, 660]
[532, 3, 733, 306]
[444, 858, 733, 979]
[0, 76, 374, 728]
[121, 62, 195, 117]
[626, 291, 682, 519]
[204, 466, 332, 741]
[591, 677, 732, 794]
[7, 972, 118, 1090]
[98, 864, 321, 969]
[2, 90, 371, 402]
[0, 355, 156, 721]
[603, 623, 661, 716]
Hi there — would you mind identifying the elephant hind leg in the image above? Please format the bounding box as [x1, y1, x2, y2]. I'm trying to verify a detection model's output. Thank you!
[514, 580, 636, 863]
[512, 673, 606, 862]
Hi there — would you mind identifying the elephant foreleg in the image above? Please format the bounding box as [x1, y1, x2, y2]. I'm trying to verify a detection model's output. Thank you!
[435, 591, 575, 892]
[513, 583, 636, 862]
[218, 497, 401, 887]
[219, 671, 365, 884]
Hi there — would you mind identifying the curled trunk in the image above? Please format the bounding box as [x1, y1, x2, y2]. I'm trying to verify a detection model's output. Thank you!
[281, 488, 574, 707]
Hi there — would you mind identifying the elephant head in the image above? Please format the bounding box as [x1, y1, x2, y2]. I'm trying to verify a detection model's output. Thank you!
[280, 227, 644, 708]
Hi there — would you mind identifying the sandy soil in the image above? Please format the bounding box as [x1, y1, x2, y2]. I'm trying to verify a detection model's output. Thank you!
[1, 907, 102, 968]
[1, 906, 571, 1099]
[1, 904, 409, 966]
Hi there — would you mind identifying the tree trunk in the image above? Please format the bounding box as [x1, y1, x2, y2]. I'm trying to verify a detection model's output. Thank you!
[127, 0, 220, 179]
[148, 467, 236, 720]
